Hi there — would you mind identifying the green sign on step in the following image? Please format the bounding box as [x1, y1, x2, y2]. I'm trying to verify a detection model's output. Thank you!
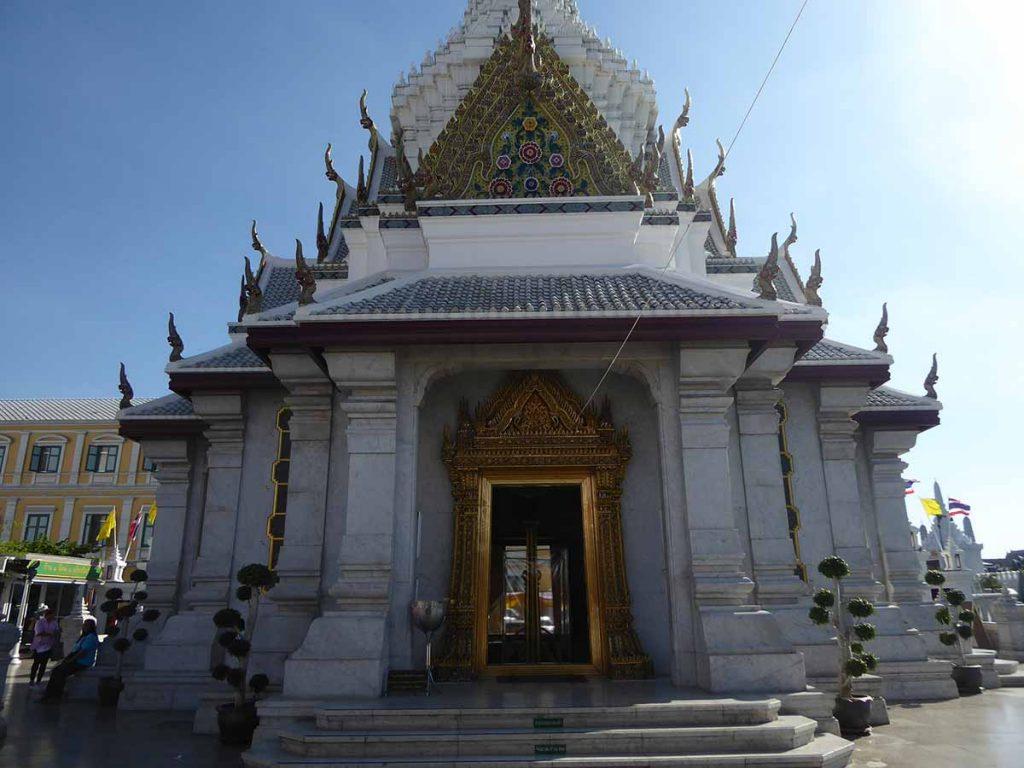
[535, 745, 567, 756]
[533, 717, 564, 729]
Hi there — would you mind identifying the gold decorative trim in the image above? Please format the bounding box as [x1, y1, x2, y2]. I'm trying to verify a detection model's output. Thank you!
[435, 372, 652, 681]
[775, 401, 806, 582]
[420, 21, 638, 200]
[267, 407, 291, 569]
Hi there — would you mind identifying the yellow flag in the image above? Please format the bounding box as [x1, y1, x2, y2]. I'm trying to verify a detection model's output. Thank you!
[95, 509, 117, 542]
[920, 498, 944, 517]
[147, 504, 158, 525]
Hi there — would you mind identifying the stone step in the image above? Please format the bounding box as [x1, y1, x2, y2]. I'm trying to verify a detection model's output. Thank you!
[281, 717, 817, 759]
[316, 700, 780, 732]
[994, 658, 1019, 676]
[998, 670, 1024, 687]
[245, 733, 854, 768]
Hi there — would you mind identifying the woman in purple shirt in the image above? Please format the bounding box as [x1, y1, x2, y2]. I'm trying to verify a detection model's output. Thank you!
[29, 608, 59, 685]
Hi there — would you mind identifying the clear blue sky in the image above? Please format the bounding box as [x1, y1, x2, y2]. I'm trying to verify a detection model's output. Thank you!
[1, 1, 1020, 554]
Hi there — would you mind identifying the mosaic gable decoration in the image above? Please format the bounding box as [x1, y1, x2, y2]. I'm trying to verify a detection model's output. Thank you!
[420, 14, 639, 200]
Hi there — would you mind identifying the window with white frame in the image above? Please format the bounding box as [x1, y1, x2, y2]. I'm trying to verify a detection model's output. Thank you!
[81, 511, 109, 545]
[85, 443, 120, 473]
[23, 512, 51, 542]
[140, 509, 156, 549]
[29, 443, 62, 473]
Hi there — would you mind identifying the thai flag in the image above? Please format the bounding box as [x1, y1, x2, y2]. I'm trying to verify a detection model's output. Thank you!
[904, 479, 920, 496]
[948, 498, 972, 516]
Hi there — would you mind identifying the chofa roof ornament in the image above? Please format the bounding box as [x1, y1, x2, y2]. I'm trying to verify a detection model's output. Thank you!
[294, 239, 317, 306]
[250, 219, 271, 263]
[118, 362, 134, 410]
[167, 312, 184, 363]
[727, 198, 738, 251]
[805, 249, 823, 307]
[924, 353, 939, 399]
[873, 303, 889, 354]
[516, 0, 543, 92]
[316, 202, 329, 263]
[242, 255, 263, 316]
[757, 233, 781, 301]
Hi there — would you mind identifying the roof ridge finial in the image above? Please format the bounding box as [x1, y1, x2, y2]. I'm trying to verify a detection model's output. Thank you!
[167, 312, 184, 363]
[250, 219, 270, 262]
[237, 275, 247, 323]
[673, 88, 691, 135]
[118, 362, 134, 410]
[709, 138, 726, 182]
[295, 239, 317, 306]
[516, 0, 542, 91]
[316, 202, 329, 263]
[683, 148, 695, 201]
[727, 198, 738, 252]
[756, 233, 780, 301]
[873, 303, 890, 353]
[924, 353, 939, 399]
[243, 255, 263, 316]
[805, 249, 823, 307]
[356, 155, 368, 204]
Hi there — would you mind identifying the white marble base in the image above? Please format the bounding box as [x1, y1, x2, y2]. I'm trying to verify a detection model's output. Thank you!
[695, 607, 806, 694]
[283, 610, 388, 698]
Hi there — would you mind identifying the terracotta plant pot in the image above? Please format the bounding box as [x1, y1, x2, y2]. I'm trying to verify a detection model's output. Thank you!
[834, 695, 872, 738]
[217, 701, 259, 746]
[952, 664, 984, 695]
[97, 676, 124, 707]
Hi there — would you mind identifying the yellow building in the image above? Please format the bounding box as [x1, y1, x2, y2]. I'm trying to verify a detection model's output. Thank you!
[0, 398, 157, 622]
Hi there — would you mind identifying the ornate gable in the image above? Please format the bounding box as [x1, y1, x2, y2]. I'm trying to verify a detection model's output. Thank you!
[421, 7, 639, 201]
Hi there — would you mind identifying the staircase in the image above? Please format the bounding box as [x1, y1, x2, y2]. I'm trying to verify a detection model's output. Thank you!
[244, 698, 853, 768]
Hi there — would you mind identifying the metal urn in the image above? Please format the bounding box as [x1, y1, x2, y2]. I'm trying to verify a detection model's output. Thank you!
[411, 600, 447, 694]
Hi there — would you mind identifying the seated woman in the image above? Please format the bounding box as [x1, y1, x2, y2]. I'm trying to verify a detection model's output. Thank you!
[41, 619, 99, 702]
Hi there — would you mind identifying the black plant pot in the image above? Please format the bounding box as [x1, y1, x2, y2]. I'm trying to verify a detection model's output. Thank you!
[834, 695, 873, 738]
[952, 664, 984, 695]
[97, 676, 124, 707]
[217, 701, 259, 746]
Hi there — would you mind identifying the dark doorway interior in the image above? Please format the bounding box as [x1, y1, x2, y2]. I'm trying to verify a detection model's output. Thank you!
[487, 484, 590, 666]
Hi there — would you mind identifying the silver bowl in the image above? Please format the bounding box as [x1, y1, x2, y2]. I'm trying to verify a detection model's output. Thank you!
[411, 600, 446, 634]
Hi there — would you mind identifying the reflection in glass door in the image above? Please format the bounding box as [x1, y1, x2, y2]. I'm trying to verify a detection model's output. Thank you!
[486, 485, 590, 667]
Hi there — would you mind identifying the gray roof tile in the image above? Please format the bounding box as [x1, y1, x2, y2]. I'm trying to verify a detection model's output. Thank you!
[120, 394, 196, 418]
[0, 398, 155, 423]
[263, 265, 301, 311]
[865, 386, 936, 409]
[801, 339, 888, 363]
[175, 344, 267, 370]
[311, 273, 765, 317]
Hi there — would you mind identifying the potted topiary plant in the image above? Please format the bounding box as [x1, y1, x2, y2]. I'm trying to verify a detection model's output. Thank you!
[808, 556, 879, 737]
[925, 569, 982, 694]
[978, 574, 1002, 593]
[211, 563, 278, 746]
[97, 569, 160, 706]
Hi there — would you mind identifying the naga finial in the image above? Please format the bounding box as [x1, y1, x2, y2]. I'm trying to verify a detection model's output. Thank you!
[805, 249, 823, 307]
[250, 219, 269, 262]
[924, 353, 939, 399]
[167, 312, 184, 363]
[237, 275, 247, 323]
[727, 198, 738, 251]
[359, 89, 374, 131]
[683, 148, 695, 201]
[243, 255, 263, 315]
[783, 212, 798, 251]
[324, 143, 340, 183]
[316, 202, 329, 263]
[873, 303, 890, 354]
[673, 88, 691, 135]
[710, 138, 726, 180]
[294, 239, 317, 306]
[356, 155, 367, 204]
[118, 362, 134, 410]
[756, 233, 780, 301]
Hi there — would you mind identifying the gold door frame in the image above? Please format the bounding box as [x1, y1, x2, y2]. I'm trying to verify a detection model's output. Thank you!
[436, 371, 652, 681]
[477, 470, 604, 677]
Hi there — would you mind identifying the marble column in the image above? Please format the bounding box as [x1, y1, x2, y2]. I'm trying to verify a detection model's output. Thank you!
[258, 351, 335, 685]
[868, 429, 927, 603]
[817, 385, 884, 600]
[185, 393, 245, 608]
[677, 343, 805, 693]
[284, 351, 397, 698]
[134, 439, 192, 613]
[735, 347, 807, 605]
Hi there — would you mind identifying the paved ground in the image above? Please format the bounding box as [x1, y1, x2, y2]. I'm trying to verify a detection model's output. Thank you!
[3, 664, 1023, 767]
